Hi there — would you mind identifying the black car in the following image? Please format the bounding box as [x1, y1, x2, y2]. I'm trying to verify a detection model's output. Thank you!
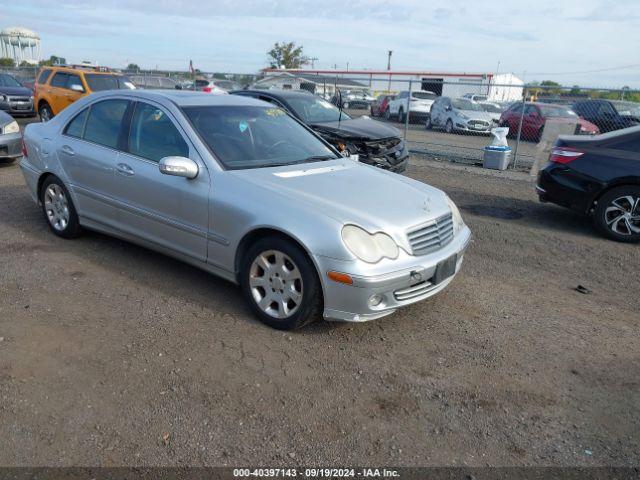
[0, 73, 36, 117]
[572, 99, 640, 134]
[231, 90, 408, 173]
[537, 126, 640, 242]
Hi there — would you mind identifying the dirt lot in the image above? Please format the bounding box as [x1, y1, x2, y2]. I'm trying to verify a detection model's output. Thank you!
[0, 144, 639, 466]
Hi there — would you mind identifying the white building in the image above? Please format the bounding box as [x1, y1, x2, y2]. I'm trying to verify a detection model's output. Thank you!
[0, 27, 41, 65]
[262, 69, 524, 102]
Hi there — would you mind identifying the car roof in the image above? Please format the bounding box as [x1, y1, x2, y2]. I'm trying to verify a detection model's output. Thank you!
[234, 89, 318, 100]
[91, 89, 269, 107]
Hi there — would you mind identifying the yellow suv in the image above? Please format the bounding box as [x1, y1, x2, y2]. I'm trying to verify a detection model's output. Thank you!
[34, 65, 135, 121]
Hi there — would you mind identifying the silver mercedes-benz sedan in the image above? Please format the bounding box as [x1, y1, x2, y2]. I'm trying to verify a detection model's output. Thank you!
[20, 90, 471, 330]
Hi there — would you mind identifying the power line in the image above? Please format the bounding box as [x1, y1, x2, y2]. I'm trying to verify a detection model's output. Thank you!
[526, 64, 640, 76]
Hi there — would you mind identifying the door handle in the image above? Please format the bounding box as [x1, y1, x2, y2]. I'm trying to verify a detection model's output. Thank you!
[61, 145, 75, 156]
[116, 163, 135, 177]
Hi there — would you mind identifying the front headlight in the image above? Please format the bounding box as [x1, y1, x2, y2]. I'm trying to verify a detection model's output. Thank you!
[342, 225, 399, 263]
[0, 94, 6, 102]
[445, 195, 465, 235]
[3, 120, 19, 135]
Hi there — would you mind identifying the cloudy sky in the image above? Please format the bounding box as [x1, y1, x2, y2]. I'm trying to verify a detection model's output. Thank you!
[3, 0, 640, 87]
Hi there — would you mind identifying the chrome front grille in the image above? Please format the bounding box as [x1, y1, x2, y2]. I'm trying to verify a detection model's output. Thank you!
[407, 213, 454, 255]
[8, 96, 31, 103]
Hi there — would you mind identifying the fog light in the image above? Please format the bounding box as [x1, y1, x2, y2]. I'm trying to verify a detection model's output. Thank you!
[368, 294, 384, 308]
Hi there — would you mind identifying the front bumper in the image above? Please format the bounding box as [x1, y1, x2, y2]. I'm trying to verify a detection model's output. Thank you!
[0, 131, 22, 159]
[454, 120, 496, 133]
[316, 226, 471, 322]
[0, 99, 35, 116]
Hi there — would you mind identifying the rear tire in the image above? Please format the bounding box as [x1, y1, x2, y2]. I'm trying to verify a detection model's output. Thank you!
[40, 176, 82, 239]
[425, 116, 432, 130]
[594, 186, 640, 243]
[39, 103, 54, 122]
[384, 108, 391, 120]
[240, 236, 323, 330]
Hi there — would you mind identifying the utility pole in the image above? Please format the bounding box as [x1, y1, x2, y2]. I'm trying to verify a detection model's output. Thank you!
[387, 50, 393, 70]
[309, 57, 318, 69]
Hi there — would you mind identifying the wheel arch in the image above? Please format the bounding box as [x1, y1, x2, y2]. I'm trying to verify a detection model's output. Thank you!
[37, 172, 56, 202]
[589, 178, 640, 213]
[37, 98, 51, 111]
[234, 227, 325, 293]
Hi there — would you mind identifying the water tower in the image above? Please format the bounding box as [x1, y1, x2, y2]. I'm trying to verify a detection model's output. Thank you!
[0, 27, 41, 65]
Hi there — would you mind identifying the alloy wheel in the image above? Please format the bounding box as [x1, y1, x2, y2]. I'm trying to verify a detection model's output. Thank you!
[43, 184, 70, 232]
[249, 250, 304, 319]
[40, 106, 52, 122]
[604, 195, 640, 236]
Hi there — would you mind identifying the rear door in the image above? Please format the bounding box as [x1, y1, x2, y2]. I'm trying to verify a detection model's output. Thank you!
[57, 98, 130, 228]
[112, 100, 209, 262]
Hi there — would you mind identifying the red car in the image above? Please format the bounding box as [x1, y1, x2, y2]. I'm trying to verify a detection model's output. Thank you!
[499, 102, 599, 141]
[370, 94, 395, 117]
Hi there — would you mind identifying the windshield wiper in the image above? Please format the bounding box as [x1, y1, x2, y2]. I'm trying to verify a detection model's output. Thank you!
[297, 155, 336, 164]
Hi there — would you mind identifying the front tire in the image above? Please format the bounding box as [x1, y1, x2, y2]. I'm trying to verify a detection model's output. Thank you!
[445, 119, 454, 134]
[40, 176, 82, 239]
[594, 186, 640, 242]
[240, 236, 323, 330]
[398, 108, 405, 123]
[425, 115, 432, 130]
[39, 103, 54, 122]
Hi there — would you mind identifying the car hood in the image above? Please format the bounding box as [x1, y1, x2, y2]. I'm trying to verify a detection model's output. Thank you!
[458, 110, 497, 122]
[229, 159, 450, 238]
[0, 86, 32, 96]
[311, 117, 401, 140]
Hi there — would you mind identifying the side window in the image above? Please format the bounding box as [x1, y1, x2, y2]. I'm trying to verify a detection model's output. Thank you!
[525, 105, 537, 115]
[50, 72, 68, 88]
[598, 102, 616, 116]
[37, 69, 52, 84]
[64, 108, 90, 138]
[128, 102, 189, 162]
[83, 100, 130, 149]
[67, 74, 84, 92]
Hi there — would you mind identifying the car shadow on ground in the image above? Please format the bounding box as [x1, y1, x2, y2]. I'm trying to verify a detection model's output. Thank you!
[0, 183, 347, 333]
[443, 186, 599, 239]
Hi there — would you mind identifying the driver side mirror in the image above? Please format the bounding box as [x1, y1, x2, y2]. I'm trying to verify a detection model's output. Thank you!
[70, 84, 85, 93]
[159, 156, 199, 179]
[445, 105, 452, 111]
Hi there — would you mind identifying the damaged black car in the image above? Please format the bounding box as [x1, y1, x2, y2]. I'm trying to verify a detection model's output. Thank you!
[231, 89, 408, 173]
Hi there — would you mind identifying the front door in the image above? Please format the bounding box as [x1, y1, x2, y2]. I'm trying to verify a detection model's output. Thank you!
[48, 72, 85, 115]
[112, 100, 209, 262]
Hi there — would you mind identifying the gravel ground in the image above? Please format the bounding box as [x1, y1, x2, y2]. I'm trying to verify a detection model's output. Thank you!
[0, 135, 639, 467]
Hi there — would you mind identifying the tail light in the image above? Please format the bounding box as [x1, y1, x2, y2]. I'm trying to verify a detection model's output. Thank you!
[21, 137, 28, 158]
[202, 87, 212, 93]
[549, 146, 584, 164]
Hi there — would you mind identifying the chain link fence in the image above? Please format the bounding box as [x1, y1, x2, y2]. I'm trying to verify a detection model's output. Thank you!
[2, 66, 638, 172]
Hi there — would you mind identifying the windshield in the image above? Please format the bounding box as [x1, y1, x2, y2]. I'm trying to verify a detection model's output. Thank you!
[478, 103, 502, 113]
[539, 105, 577, 118]
[183, 105, 338, 170]
[215, 80, 241, 90]
[288, 96, 351, 123]
[84, 74, 135, 91]
[412, 91, 437, 100]
[0, 74, 22, 88]
[613, 101, 640, 117]
[452, 98, 483, 111]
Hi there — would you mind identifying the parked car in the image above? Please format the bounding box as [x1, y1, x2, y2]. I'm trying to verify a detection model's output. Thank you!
[427, 97, 499, 134]
[211, 80, 243, 92]
[461, 93, 488, 103]
[331, 89, 375, 109]
[194, 79, 230, 94]
[477, 102, 504, 123]
[0, 73, 36, 117]
[370, 94, 395, 117]
[537, 126, 640, 242]
[499, 102, 599, 142]
[387, 90, 437, 123]
[572, 99, 640, 133]
[34, 65, 135, 121]
[129, 75, 180, 90]
[233, 89, 409, 172]
[19, 90, 471, 330]
[0, 110, 22, 162]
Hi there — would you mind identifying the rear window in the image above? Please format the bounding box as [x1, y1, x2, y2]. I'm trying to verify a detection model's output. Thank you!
[84, 74, 135, 91]
[412, 91, 437, 100]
